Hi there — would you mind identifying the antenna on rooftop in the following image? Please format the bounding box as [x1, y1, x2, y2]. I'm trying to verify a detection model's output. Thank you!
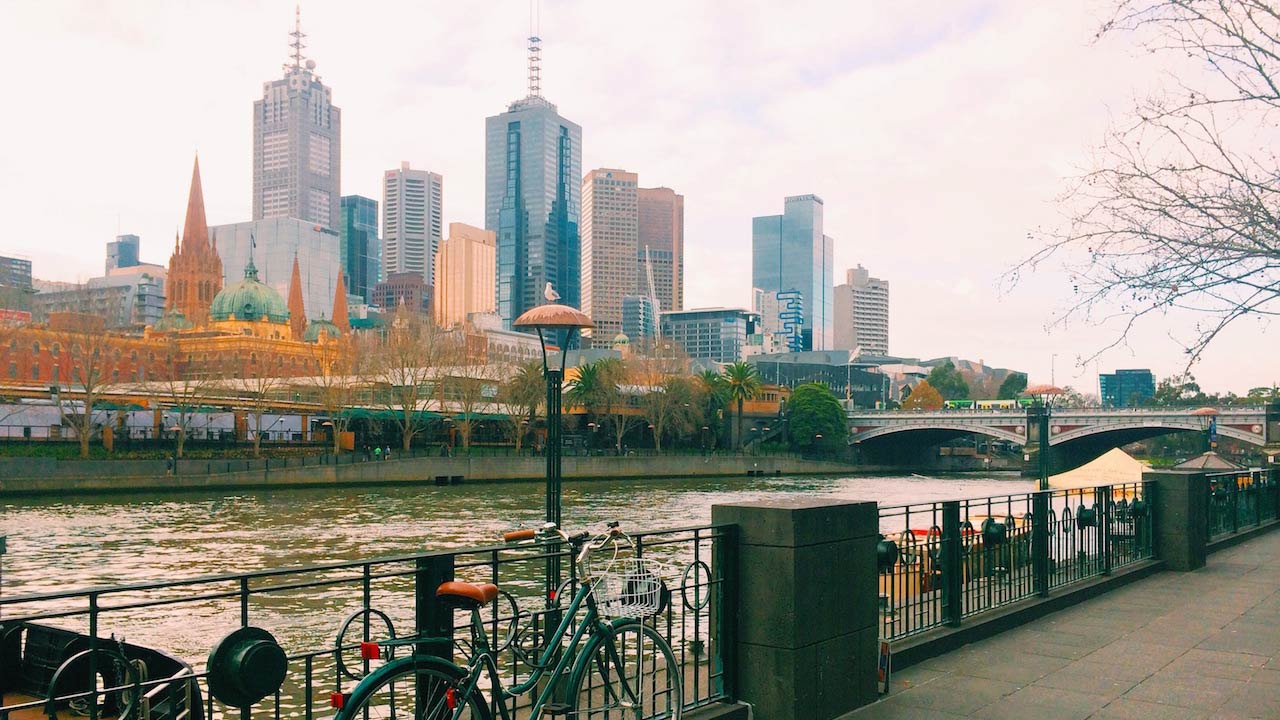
[527, 0, 541, 97]
[287, 3, 307, 71]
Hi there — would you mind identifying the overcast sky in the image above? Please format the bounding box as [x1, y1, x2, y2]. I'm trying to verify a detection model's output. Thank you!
[1, 1, 1275, 394]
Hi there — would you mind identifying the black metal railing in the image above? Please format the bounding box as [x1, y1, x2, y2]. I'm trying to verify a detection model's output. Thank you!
[876, 481, 1154, 641]
[1207, 468, 1279, 541]
[0, 524, 733, 720]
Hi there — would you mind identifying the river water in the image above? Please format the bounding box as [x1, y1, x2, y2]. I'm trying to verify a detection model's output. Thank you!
[1, 472, 1034, 678]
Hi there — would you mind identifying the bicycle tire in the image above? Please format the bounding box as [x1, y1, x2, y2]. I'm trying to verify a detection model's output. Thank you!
[334, 656, 491, 720]
[565, 620, 683, 719]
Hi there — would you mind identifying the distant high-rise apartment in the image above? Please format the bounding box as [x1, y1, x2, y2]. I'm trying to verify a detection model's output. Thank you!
[660, 308, 760, 365]
[621, 295, 657, 343]
[434, 222, 496, 327]
[581, 169, 638, 342]
[0, 255, 32, 289]
[751, 195, 834, 351]
[834, 265, 889, 356]
[339, 195, 380, 304]
[252, 9, 341, 230]
[485, 35, 582, 329]
[106, 234, 140, 273]
[637, 187, 683, 313]
[383, 162, 443, 288]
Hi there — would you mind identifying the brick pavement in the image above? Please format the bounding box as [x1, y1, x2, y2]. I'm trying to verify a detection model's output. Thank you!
[846, 529, 1280, 719]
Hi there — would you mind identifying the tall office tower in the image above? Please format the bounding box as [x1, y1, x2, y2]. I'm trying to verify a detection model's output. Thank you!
[252, 8, 341, 230]
[106, 234, 140, 273]
[485, 34, 582, 329]
[1099, 369, 1156, 408]
[751, 195, 833, 351]
[383, 162, 443, 287]
[581, 168, 638, 342]
[833, 265, 889, 356]
[339, 195, 380, 303]
[434, 222, 496, 327]
[637, 187, 683, 312]
[167, 156, 223, 326]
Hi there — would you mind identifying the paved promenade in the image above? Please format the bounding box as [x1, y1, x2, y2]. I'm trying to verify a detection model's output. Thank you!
[847, 529, 1280, 719]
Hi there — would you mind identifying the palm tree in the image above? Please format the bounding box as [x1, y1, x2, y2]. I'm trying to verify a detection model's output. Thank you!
[566, 361, 606, 446]
[722, 362, 762, 450]
[697, 369, 728, 449]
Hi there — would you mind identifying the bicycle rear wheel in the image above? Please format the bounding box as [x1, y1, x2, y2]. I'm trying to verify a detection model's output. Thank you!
[566, 621, 682, 719]
[336, 656, 491, 720]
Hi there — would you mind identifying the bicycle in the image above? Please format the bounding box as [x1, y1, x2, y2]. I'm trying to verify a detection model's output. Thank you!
[330, 522, 683, 719]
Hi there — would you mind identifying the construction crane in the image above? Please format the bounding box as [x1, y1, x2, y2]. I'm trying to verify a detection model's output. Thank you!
[644, 245, 661, 339]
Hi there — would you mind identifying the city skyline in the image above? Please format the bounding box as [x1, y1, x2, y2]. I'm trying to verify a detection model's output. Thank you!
[0, 1, 1274, 392]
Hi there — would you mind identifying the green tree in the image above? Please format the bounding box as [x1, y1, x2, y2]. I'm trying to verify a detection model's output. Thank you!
[696, 369, 728, 450]
[566, 360, 608, 441]
[996, 372, 1028, 400]
[787, 383, 846, 454]
[498, 361, 543, 452]
[901, 380, 943, 410]
[1152, 374, 1206, 407]
[722, 361, 762, 449]
[925, 360, 970, 401]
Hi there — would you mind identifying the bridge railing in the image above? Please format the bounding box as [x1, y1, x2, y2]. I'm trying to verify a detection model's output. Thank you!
[875, 481, 1155, 641]
[1207, 468, 1279, 541]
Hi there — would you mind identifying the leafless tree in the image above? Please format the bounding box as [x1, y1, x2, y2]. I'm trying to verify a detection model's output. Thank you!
[47, 311, 123, 458]
[309, 334, 360, 454]
[497, 361, 544, 452]
[147, 337, 221, 458]
[1009, 0, 1280, 365]
[370, 305, 449, 452]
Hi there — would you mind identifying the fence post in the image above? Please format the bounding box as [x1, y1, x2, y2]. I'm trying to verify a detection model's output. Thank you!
[414, 554, 455, 661]
[941, 501, 963, 626]
[1097, 486, 1111, 576]
[1144, 470, 1208, 571]
[1032, 491, 1050, 597]
[711, 498, 878, 720]
[1230, 474, 1240, 534]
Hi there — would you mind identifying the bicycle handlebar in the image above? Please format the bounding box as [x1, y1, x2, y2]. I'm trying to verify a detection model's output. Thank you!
[502, 529, 537, 542]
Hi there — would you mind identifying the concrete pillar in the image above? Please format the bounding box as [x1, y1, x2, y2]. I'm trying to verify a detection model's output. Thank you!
[711, 498, 879, 720]
[1144, 470, 1208, 571]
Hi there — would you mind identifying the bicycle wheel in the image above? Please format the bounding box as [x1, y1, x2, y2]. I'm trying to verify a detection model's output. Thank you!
[335, 656, 491, 720]
[566, 621, 682, 719]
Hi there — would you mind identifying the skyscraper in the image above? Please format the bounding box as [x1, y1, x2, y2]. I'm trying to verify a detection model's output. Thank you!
[434, 222, 496, 327]
[382, 162, 443, 287]
[637, 187, 683, 313]
[252, 8, 341, 230]
[751, 195, 834, 351]
[485, 35, 582, 329]
[833, 265, 889, 356]
[339, 195, 380, 304]
[581, 168, 638, 342]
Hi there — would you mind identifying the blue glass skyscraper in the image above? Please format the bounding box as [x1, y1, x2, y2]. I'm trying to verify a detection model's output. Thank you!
[485, 91, 582, 329]
[339, 195, 380, 304]
[752, 195, 834, 351]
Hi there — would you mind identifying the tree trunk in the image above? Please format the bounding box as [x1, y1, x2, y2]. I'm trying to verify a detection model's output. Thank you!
[79, 429, 90, 459]
[177, 429, 186, 459]
[736, 398, 744, 449]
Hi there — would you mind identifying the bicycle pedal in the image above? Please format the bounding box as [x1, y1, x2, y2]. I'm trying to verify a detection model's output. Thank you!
[539, 703, 573, 716]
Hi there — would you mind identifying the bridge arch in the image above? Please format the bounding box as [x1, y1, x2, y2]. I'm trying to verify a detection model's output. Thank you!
[1051, 420, 1264, 447]
[851, 423, 1026, 446]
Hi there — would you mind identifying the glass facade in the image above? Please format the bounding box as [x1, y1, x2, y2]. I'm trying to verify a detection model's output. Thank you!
[751, 195, 834, 351]
[1100, 369, 1156, 407]
[622, 295, 657, 342]
[106, 235, 140, 273]
[485, 97, 582, 329]
[659, 308, 759, 365]
[339, 195, 380, 303]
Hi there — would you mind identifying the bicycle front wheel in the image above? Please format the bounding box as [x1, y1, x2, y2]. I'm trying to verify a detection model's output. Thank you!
[335, 656, 491, 720]
[566, 621, 683, 719]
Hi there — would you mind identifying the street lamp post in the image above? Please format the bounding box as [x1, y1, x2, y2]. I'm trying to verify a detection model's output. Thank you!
[514, 301, 593, 601]
[1023, 384, 1064, 491]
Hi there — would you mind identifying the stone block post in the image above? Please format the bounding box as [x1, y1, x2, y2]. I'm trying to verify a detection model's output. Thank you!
[1144, 469, 1208, 571]
[711, 498, 879, 720]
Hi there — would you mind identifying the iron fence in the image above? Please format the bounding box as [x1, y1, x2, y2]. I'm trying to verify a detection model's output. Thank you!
[1207, 468, 1279, 541]
[0, 524, 732, 720]
[876, 481, 1155, 642]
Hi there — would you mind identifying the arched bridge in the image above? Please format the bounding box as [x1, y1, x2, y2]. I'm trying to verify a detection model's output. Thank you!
[848, 406, 1280, 472]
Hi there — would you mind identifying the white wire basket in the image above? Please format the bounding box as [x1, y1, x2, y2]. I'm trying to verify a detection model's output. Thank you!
[589, 557, 672, 619]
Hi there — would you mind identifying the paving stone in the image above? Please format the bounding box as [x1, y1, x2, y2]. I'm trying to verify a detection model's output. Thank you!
[886, 673, 1018, 716]
[1089, 698, 1212, 719]
[970, 684, 1106, 720]
[1122, 672, 1245, 711]
[1033, 660, 1146, 700]
[951, 650, 1072, 686]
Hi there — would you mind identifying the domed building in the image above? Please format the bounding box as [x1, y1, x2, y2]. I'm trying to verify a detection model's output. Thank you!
[152, 307, 193, 333]
[208, 257, 292, 340]
[303, 316, 341, 343]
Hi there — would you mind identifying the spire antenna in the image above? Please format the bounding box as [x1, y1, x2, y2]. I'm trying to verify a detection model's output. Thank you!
[527, 0, 541, 97]
[287, 3, 307, 71]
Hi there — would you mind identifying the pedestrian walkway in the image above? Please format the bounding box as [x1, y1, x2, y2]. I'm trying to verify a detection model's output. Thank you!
[847, 529, 1280, 719]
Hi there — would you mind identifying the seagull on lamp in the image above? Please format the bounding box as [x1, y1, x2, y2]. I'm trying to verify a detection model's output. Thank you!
[544, 282, 560, 303]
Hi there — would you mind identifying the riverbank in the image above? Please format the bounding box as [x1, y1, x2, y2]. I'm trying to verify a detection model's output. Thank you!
[0, 453, 867, 498]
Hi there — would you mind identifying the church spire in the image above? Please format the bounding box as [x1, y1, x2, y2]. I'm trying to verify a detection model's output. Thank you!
[182, 154, 210, 252]
[332, 270, 350, 334]
[288, 254, 306, 340]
